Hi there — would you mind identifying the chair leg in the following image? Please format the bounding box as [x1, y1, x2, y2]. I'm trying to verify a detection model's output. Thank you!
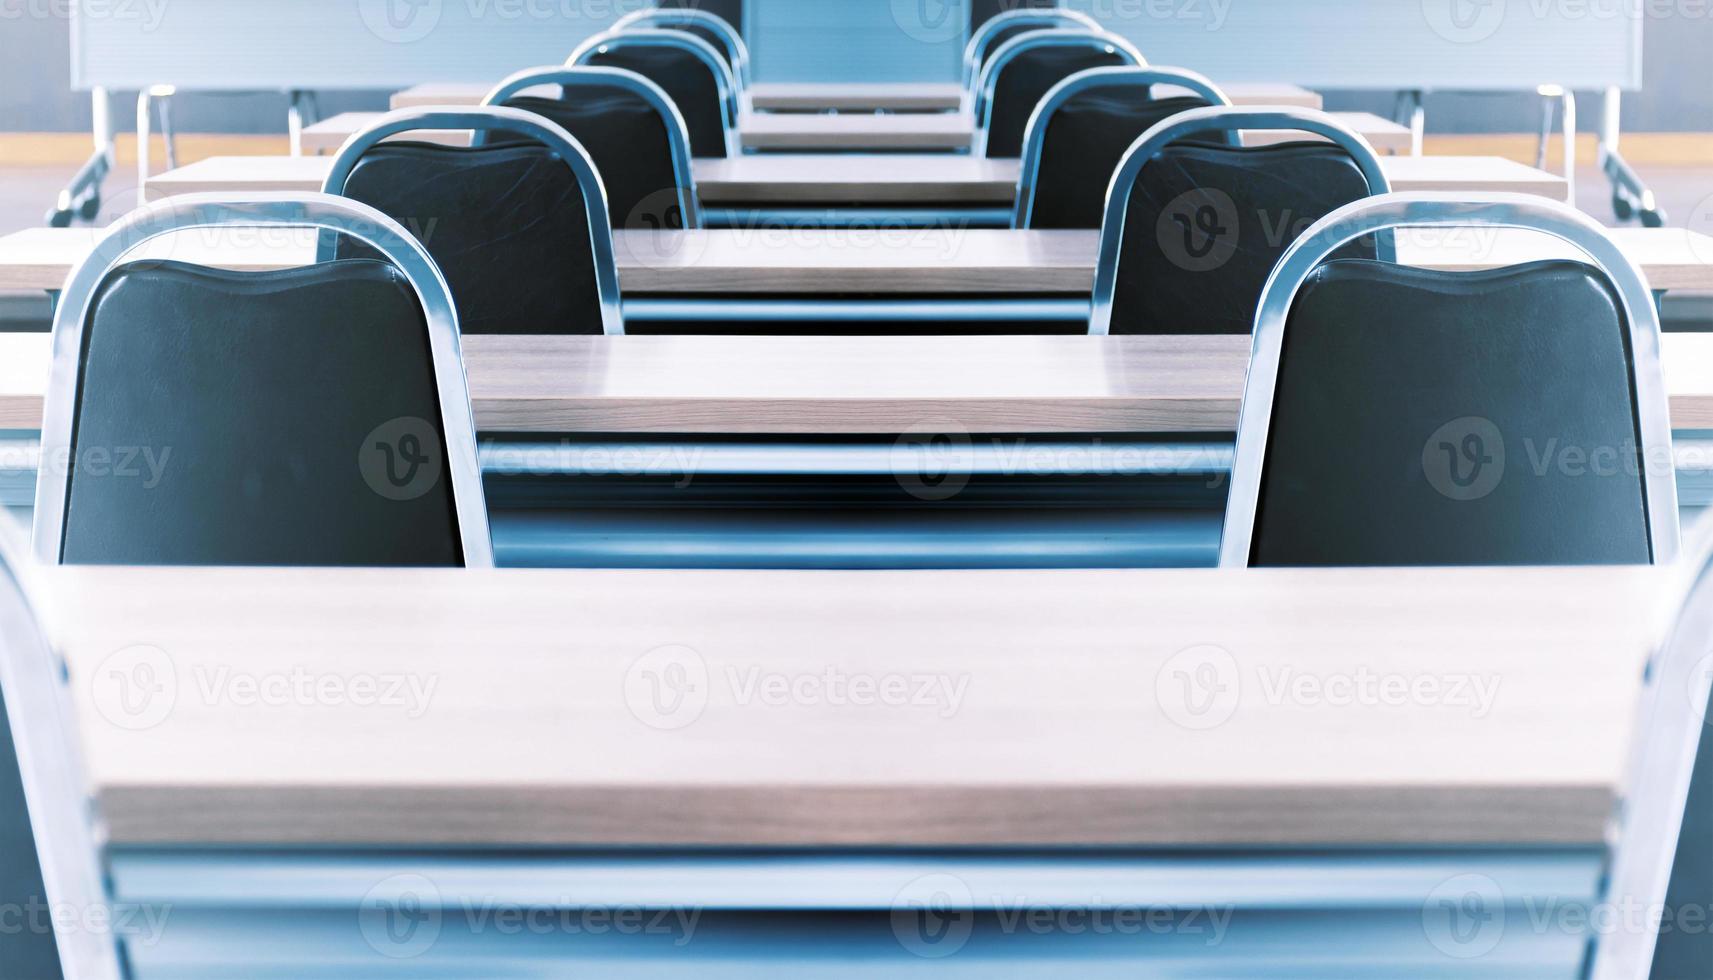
[1598, 86, 1664, 226]
[45, 88, 112, 227]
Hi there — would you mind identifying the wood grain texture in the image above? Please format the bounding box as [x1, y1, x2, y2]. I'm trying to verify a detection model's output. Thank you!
[8, 226, 1710, 296]
[0, 330, 1711, 434]
[141, 152, 1568, 205]
[36, 562, 1666, 846]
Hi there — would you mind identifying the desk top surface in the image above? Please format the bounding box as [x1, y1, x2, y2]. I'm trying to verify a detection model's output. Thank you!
[5, 226, 1709, 296]
[140, 152, 1567, 205]
[390, 80, 1324, 114]
[308, 108, 1408, 154]
[0, 327, 1710, 435]
[37, 561, 1665, 847]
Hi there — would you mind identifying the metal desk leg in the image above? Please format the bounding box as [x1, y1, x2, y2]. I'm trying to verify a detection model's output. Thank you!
[45, 88, 113, 227]
[1600, 86, 1664, 227]
[1535, 85, 1575, 206]
[1395, 90, 1425, 156]
[135, 84, 178, 193]
[287, 90, 320, 157]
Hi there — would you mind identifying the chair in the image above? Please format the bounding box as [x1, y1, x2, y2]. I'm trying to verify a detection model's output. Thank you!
[34, 194, 493, 567]
[962, 6, 1103, 92]
[613, 7, 750, 88]
[570, 29, 740, 158]
[322, 106, 623, 337]
[0, 527, 129, 978]
[482, 65, 702, 232]
[1584, 511, 1713, 978]
[974, 29, 1143, 158]
[1088, 105, 1391, 334]
[1221, 193, 1677, 568]
[1015, 66, 1231, 230]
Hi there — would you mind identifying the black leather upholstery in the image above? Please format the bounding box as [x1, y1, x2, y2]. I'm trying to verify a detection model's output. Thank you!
[660, 0, 743, 36]
[1652, 699, 1713, 975]
[60, 259, 464, 566]
[1111, 141, 1378, 333]
[335, 140, 605, 335]
[499, 92, 686, 230]
[586, 45, 729, 158]
[0, 682, 62, 978]
[1250, 258, 1652, 567]
[1027, 90, 1212, 229]
[984, 44, 1128, 158]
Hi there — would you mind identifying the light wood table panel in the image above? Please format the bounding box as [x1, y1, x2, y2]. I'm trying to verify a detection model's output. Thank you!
[9, 226, 1710, 295]
[37, 562, 1664, 847]
[0, 329, 1711, 434]
[391, 80, 1324, 114]
[305, 109, 1407, 155]
[142, 153, 1568, 205]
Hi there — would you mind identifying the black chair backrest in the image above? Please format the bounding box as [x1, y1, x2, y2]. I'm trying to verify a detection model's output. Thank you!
[1028, 89, 1214, 229]
[498, 88, 685, 231]
[61, 258, 466, 565]
[335, 141, 605, 334]
[660, 0, 742, 35]
[985, 44, 1129, 158]
[585, 45, 729, 158]
[1651, 708, 1713, 976]
[1112, 141, 1380, 331]
[1251, 258, 1652, 566]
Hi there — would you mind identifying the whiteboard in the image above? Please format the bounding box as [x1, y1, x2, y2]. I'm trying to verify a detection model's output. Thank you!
[72, 0, 1643, 91]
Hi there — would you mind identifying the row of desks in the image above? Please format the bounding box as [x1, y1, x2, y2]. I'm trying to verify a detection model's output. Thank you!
[138, 152, 1562, 207]
[40, 560, 1666, 847]
[310, 107, 1413, 155]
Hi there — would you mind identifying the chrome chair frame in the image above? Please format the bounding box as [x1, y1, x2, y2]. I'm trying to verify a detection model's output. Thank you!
[961, 7, 1104, 91]
[972, 29, 1145, 155]
[1013, 66, 1232, 230]
[481, 65, 703, 230]
[1218, 192, 1679, 567]
[33, 193, 496, 567]
[613, 7, 751, 88]
[1088, 105, 1393, 334]
[568, 29, 742, 157]
[1587, 510, 1713, 978]
[0, 530, 125, 978]
[320, 106, 624, 337]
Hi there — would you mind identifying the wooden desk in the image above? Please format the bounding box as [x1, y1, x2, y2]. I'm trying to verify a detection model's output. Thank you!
[303, 109, 1409, 155]
[10, 226, 1710, 296]
[0, 327, 1711, 435]
[391, 80, 1325, 114]
[140, 153, 1569, 206]
[38, 562, 1663, 847]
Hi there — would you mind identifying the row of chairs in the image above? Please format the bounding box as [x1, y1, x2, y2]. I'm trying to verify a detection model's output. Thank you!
[39, 190, 1674, 571]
